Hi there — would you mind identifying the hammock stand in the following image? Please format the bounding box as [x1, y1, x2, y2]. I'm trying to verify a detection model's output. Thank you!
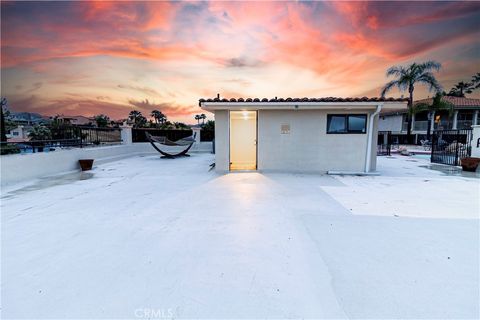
[145, 132, 196, 158]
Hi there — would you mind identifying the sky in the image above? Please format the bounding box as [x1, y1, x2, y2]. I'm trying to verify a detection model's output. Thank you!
[1, 1, 480, 123]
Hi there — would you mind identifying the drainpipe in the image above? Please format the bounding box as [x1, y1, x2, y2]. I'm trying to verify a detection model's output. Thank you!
[365, 104, 383, 173]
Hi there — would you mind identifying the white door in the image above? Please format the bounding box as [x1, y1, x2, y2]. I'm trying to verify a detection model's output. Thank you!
[229, 111, 257, 170]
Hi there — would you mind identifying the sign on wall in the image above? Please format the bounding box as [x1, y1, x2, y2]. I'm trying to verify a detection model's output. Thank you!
[281, 124, 290, 134]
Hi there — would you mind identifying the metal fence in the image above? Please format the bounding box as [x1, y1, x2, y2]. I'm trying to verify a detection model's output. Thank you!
[200, 129, 214, 142]
[132, 128, 193, 143]
[431, 129, 473, 166]
[377, 131, 391, 156]
[1, 126, 122, 154]
[48, 126, 122, 146]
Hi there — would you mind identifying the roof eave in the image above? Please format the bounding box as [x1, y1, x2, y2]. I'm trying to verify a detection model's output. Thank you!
[200, 101, 406, 112]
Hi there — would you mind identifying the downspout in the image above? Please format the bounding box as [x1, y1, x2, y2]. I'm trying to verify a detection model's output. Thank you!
[365, 104, 382, 173]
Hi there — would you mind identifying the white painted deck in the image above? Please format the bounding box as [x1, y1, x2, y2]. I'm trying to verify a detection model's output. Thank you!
[1, 154, 478, 318]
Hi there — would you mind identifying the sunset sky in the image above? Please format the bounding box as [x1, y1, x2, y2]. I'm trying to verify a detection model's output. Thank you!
[1, 1, 480, 123]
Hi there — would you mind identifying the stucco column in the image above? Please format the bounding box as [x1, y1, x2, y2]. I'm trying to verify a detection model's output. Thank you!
[411, 113, 416, 132]
[473, 110, 479, 126]
[452, 110, 458, 130]
[191, 127, 201, 143]
[120, 125, 133, 145]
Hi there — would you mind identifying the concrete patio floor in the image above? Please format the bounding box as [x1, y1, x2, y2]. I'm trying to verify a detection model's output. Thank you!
[1, 154, 479, 319]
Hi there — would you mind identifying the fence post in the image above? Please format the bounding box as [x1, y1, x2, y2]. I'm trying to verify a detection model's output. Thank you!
[455, 130, 460, 166]
[120, 125, 133, 145]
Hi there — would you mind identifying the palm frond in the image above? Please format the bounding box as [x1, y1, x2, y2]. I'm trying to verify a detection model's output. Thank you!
[418, 61, 441, 73]
[386, 65, 406, 78]
[380, 80, 399, 98]
[417, 73, 442, 92]
[410, 102, 429, 115]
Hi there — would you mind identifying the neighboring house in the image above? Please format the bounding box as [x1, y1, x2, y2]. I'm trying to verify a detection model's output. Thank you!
[6, 125, 31, 141]
[200, 96, 407, 174]
[53, 115, 94, 126]
[379, 96, 480, 135]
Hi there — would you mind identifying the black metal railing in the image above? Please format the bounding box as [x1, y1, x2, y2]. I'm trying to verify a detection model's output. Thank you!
[1, 138, 82, 154]
[431, 129, 473, 166]
[200, 129, 214, 142]
[377, 131, 391, 156]
[132, 128, 193, 143]
[48, 126, 122, 146]
[1, 126, 122, 155]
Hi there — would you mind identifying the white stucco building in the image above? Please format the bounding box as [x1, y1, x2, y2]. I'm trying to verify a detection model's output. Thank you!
[378, 96, 480, 143]
[200, 96, 407, 174]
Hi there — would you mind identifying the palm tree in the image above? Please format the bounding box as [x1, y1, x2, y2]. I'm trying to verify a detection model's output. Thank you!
[381, 61, 442, 139]
[200, 113, 206, 125]
[472, 73, 480, 89]
[151, 110, 161, 124]
[195, 114, 201, 125]
[159, 112, 166, 124]
[128, 110, 147, 127]
[129, 110, 142, 123]
[412, 92, 454, 141]
[448, 81, 475, 97]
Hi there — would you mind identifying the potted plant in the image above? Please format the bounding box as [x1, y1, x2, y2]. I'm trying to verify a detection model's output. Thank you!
[78, 159, 94, 171]
[460, 157, 480, 172]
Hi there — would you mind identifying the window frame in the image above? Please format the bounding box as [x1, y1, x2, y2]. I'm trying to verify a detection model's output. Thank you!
[326, 114, 368, 134]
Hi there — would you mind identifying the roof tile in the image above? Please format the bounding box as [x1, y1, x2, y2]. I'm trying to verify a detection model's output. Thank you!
[199, 96, 408, 106]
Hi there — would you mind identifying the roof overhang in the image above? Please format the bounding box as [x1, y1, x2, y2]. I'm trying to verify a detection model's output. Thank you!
[200, 101, 407, 112]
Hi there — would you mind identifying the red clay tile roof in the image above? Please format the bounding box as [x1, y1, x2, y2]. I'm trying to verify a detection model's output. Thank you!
[415, 96, 480, 107]
[199, 96, 408, 106]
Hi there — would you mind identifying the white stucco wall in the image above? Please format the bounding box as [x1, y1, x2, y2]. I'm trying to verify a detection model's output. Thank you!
[1, 141, 213, 187]
[379, 114, 403, 132]
[256, 110, 371, 173]
[212, 108, 378, 173]
[214, 110, 229, 172]
[471, 125, 480, 158]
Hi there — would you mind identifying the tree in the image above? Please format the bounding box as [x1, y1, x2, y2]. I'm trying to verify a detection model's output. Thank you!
[128, 110, 147, 128]
[412, 92, 454, 141]
[195, 114, 201, 125]
[448, 81, 475, 97]
[28, 125, 52, 140]
[150, 110, 167, 126]
[381, 61, 442, 139]
[1, 97, 8, 142]
[174, 122, 189, 129]
[446, 73, 480, 97]
[94, 114, 110, 127]
[472, 73, 480, 89]
[200, 113, 206, 125]
[202, 120, 215, 131]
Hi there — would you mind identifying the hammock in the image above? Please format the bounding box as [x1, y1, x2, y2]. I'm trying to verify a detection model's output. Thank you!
[145, 132, 196, 158]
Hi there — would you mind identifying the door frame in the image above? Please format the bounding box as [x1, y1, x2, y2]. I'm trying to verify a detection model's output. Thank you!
[228, 110, 258, 171]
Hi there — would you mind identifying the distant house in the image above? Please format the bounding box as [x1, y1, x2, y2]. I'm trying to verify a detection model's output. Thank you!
[6, 125, 31, 141]
[9, 112, 48, 126]
[379, 96, 480, 138]
[53, 115, 94, 126]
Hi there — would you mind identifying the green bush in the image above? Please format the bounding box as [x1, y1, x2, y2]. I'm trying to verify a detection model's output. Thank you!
[28, 125, 52, 140]
[1, 143, 21, 155]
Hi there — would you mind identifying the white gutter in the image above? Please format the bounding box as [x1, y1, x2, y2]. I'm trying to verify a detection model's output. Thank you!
[365, 104, 383, 173]
[200, 101, 407, 111]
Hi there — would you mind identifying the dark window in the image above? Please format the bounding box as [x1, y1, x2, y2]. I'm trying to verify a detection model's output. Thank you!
[327, 115, 347, 133]
[327, 114, 367, 134]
